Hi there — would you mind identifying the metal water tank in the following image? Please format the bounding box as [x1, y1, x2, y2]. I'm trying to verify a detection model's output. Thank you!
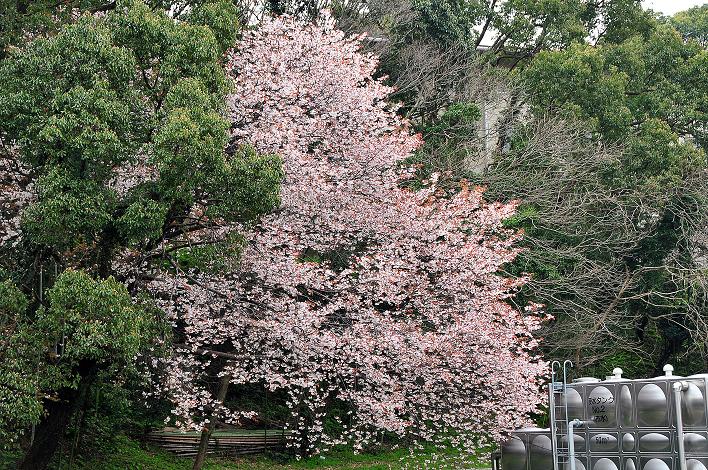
[592, 457, 619, 470]
[684, 432, 708, 453]
[562, 458, 586, 470]
[638, 431, 672, 452]
[500, 435, 526, 470]
[687, 459, 708, 470]
[636, 382, 670, 427]
[564, 386, 586, 421]
[620, 384, 634, 427]
[622, 432, 635, 451]
[586, 385, 618, 427]
[641, 457, 672, 470]
[681, 379, 707, 427]
[501, 364, 708, 470]
[529, 433, 553, 470]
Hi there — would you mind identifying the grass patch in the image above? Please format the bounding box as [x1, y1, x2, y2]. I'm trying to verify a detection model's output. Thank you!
[32, 435, 490, 470]
[1, 436, 490, 469]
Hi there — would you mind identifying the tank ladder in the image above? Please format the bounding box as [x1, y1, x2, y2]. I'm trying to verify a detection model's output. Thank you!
[549, 360, 573, 470]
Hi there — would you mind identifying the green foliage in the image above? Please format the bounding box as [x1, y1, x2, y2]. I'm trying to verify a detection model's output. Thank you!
[0, 271, 167, 449]
[0, 0, 281, 458]
[22, 168, 117, 248]
[173, 232, 246, 273]
[37, 270, 154, 366]
[589, 0, 656, 44]
[0, 0, 110, 59]
[0, 280, 39, 449]
[0, 17, 139, 170]
[523, 23, 708, 183]
[153, 80, 231, 200]
[208, 145, 284, 223]
[185, 0, 241, 54]
[523, 43, 630, 140]
[410, 0, 595, 51]
[0, 279, 28, 324]
[672, 4, 708, 47]
[116, 199, 170, 245]
[617, 119, 705, 192]
[0, 0, 281, 254]
[109, 0, 231, 109]
[496, 0, 588, 50]
[57, 369, 173, 463]
[509, 17, 708, 374]
[411, 0, 488, 46]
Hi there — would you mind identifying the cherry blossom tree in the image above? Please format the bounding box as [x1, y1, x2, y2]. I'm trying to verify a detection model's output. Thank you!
[151, 14, 548, 462]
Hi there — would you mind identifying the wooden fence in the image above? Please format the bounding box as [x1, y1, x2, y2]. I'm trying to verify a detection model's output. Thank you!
[145, 429, 289, 458]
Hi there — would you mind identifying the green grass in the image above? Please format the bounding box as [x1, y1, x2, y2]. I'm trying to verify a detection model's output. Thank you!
[28, 435, 490, 470]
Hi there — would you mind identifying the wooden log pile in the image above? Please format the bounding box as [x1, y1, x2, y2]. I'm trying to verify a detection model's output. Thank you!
[145, 429, 289, 458]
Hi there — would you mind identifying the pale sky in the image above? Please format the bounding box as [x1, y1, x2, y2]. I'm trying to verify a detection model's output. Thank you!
[642, 0, 706, 16]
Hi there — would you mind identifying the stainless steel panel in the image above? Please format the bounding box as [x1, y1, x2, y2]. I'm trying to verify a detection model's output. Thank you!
[592, 457, 620, 470]
[590, 432, 619, 452]
[620, 384, 635, 427]
[683, 382, 707, 428]
[624, 458, 637, 470]
[636, 383, 669, 428]
[501, 436, 526, 470]
[686, 458, 708, 470]
[638, 432, 672, 453]
[562, 458, 587, 470]
[565, 386, 586, 421]
[683, 432, 708, 454]
[529, 434, 553, 470]
[588, 386, 618, 428]
[622, 433, 636, 451]
[561, 432, 587, 452]
[640, 457, 672, 470]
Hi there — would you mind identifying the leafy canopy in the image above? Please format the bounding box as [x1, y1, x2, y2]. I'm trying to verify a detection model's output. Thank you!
[0, 0, 282, 455]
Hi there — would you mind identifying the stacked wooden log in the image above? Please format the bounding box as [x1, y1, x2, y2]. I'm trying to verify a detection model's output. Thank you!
[145, 429, 289, 458]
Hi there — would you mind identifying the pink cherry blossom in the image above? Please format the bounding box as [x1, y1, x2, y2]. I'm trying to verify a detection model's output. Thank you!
[149, 13, 548, 459]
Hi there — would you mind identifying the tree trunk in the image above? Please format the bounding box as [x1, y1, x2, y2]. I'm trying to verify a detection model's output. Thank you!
[18, 361, 97, 470]
[192, 373, 231, 470]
